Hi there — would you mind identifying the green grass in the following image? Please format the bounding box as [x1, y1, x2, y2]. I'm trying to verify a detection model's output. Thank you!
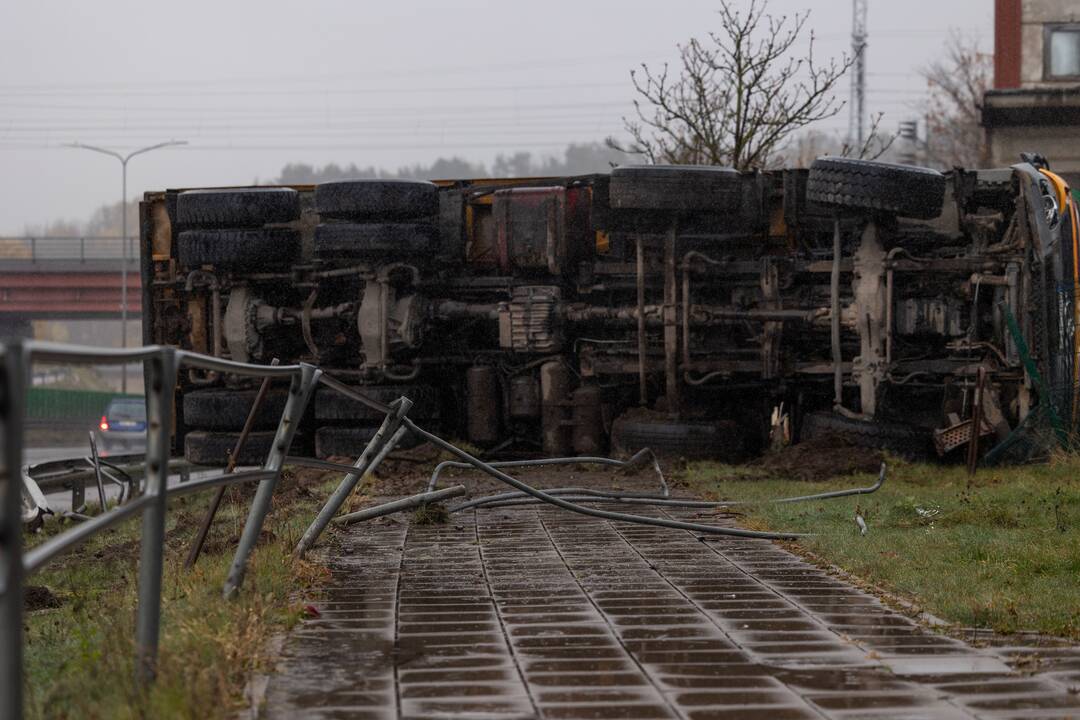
[21, 469, 340, 720]
[683, 456, 1080, 639]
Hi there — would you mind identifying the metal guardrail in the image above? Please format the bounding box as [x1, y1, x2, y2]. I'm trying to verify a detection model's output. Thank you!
[0, 341, 318, 719]
[25, 453, 192, 496]
[1, 341, 886, 720]
[0, 236, 138, 264]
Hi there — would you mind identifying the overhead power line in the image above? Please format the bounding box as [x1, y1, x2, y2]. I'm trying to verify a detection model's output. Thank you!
[0, 140, 594, 152]
[0, 98, 632, 117]
[0, 51, 672, 92]
[0, 80, 632, 99]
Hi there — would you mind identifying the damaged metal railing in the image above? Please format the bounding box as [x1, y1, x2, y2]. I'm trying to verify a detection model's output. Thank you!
[293, 389, 803, 556]
[293, 385, 889, 555]
[1, 340, 889, 720]
[447, 461, 888, 513]
[1, 341, 314, 720]
[425, 448, 669, 495]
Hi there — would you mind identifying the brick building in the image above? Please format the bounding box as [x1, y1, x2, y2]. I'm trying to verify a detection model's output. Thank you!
[985, 0, 1080, 179]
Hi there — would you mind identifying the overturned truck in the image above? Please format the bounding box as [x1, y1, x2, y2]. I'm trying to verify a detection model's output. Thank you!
[140, 158, 1077, 464]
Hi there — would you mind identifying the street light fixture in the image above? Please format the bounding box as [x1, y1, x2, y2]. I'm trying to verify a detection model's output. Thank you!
[65, 140, 187, 392]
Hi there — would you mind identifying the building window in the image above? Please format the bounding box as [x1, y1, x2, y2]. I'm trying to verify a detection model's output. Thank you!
[1046, 25, 1080, 79]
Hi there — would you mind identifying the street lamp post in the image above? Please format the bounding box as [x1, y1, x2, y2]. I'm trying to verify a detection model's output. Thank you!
[65, 140, 187, 392]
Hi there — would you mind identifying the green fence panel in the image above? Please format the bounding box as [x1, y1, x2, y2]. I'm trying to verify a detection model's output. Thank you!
[25, 388, 142, 423]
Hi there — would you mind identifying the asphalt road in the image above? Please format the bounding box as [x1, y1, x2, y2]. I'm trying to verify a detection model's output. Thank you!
[24, 446, 89, 465]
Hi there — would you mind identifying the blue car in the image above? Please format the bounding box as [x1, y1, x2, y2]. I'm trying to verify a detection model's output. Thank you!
[95, 397, 147, 455]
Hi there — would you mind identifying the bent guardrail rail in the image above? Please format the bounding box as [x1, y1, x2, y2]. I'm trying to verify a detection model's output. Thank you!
[0, 340, 888, 720]
[0, 341, 323, 719]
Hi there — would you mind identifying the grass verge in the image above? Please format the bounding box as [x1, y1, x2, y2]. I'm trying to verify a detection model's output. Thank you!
[683, 456, 1080, 640]
[21, 468, 339, 719]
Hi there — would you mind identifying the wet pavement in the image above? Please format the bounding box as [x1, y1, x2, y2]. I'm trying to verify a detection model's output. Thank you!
[263, 473, 1080, 719]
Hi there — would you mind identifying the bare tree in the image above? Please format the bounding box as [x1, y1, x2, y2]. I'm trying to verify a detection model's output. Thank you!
[779, 113, 897, 167]
[839, 112, 896, 161]
[921, 30, 993, 169]
[607, 0, 853, 170]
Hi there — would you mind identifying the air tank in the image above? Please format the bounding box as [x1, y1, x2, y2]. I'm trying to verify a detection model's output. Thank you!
[508, 373, 540, 419]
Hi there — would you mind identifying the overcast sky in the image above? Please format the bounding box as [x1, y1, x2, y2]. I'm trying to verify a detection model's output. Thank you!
[0, 0, 992, 234]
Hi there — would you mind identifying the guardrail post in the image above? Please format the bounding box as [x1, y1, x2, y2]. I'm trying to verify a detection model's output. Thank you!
[0, 342, 28, 720]
[295, 396, 412, 556]
[134, 347, 177, 685]
[223, 363, 320, 598]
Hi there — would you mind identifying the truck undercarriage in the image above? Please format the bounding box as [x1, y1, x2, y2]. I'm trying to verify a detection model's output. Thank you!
[140, 158, 1077, 464]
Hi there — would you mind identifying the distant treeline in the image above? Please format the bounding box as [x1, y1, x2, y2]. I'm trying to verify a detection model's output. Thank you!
[28, 141, 634, 236]
[276, 141, 633, 184]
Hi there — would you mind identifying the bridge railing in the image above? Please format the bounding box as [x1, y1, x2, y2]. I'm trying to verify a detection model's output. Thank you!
[0, 236, 138, 264]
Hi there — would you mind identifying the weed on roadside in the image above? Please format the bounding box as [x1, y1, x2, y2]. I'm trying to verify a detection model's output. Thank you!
[21, 471, 338, 719]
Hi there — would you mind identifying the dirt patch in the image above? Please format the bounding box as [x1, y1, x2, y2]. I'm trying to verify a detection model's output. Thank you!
[321, 445, 443, 498]
[200, 528, 277, 556]
[272, 467, 322, 504]
[24, 585, 62, 611]
[757, 433, 883, 482]
[206, 465, 335, 508]
[383, 444, 457, 485]
[102, 523, 189, 561]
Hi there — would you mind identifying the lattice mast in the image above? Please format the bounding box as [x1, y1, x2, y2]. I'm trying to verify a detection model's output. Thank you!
[849, 0, 868, 149]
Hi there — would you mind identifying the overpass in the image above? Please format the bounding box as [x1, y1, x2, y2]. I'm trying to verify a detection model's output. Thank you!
[0, 237, 142, 321]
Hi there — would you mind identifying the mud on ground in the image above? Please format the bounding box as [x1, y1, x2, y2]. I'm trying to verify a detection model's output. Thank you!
[756, 433, 884, 482]
[305, 430, 878, 523]
[325, 434, 880, 500]
[23, 585, 62, 611]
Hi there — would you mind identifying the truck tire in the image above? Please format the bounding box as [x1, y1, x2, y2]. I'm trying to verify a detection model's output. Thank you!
[800, 411, 932, 458]
[182, 388, 290, 432]
[176, 188, 300, 228]
[611, 414, 743, 460]
[183, 430, 282, 467]
[806, 157, 946, 219]
[609, 165, 742, 212]
[177, 229, 301, 268]
[313, 223, 438, 259]
[314, 384, 440, 422]
[315, 180, 438, 220]
[315, 425, 422, 459]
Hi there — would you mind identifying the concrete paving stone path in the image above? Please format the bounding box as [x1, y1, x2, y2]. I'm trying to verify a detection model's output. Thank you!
[263, 475, 1080, 720]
